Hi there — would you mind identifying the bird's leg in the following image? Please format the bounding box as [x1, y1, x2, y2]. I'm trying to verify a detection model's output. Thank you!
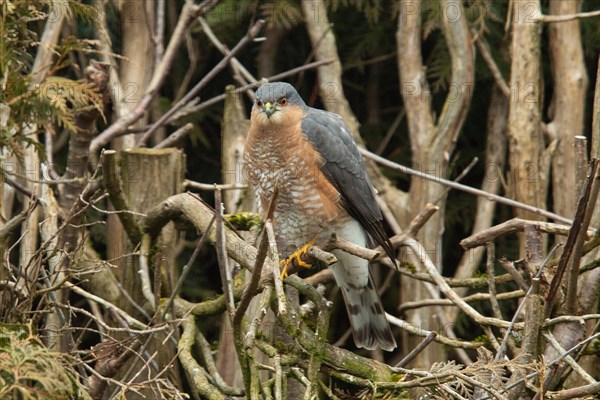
[279, 237, 317, 279]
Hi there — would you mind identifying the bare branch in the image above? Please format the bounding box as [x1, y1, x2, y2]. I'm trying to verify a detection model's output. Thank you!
[137, 19, 265, 146]
[548, 381, 600, 399]
[543, 332, 596, 385]
[64, 282, 146, 329]
[361, 149, 575, 226]
[161, 216, 215, 320]
[398, 290, 524, 313]
[395, 332, 437, 368]
[405, 238, 516, 329]
[486, 243, 503, 320]
[185, 180, 249, 191]
[198, 17, 257, 86]
[473, 35, 510, 96]
[195, 330, 244, 396]
[178, 314, 223, 400]
[497, 258, 529, 292]
[154, 123, 194, 149]
[175, 58, 333, 118]
[546, 160, 600, 317]
[536, 9, 600, 23]
[215, 189, 235, 317]
[267, 221, 287, 316]
[564, 160, 600, 314]
[90, 0, 218, 153]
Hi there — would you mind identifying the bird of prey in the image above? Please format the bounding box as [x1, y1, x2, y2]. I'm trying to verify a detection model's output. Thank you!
[244, 82, 396, 351]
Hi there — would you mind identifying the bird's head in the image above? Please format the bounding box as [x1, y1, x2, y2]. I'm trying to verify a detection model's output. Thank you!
[252, 82, 307, 126]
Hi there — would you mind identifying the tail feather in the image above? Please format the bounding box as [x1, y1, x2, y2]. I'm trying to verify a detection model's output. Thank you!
[330, 261, 396, 351]
[329, 219, 396, 351]
[340, 270, 396, 351]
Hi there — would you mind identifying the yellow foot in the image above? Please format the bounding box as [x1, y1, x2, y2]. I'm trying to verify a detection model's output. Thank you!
[279, 237, 317, 280]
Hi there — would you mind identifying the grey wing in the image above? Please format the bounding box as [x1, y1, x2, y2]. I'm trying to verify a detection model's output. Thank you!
[301, 108, 395, 264]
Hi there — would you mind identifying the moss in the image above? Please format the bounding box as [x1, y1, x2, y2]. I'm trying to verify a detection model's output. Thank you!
[225, 212, 263, 231]
[400, 261, 417, 273]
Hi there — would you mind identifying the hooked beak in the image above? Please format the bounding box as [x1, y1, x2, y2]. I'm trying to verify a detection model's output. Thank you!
[263, 102, 275, 118]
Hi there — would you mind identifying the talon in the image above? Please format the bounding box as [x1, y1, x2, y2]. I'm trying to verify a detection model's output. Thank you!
[279, 237, 317, 280]
[279, 258, 291, 280]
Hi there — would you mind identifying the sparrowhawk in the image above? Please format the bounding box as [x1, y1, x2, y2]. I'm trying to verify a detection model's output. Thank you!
[244, 82, 396, 351]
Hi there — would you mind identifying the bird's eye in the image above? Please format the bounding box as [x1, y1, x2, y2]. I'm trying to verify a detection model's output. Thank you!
[256, 100, 262, 107]
[278, 98, 288, 106]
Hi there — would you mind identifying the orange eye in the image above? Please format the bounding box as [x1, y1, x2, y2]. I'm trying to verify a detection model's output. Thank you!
[278, 98, 287, 106]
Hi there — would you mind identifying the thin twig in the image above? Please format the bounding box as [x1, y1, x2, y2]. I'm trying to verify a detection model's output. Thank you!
[268, 222, 287, 315]
[138, 234, 156, 309]
[397, 290, 524, 313]
[137, 19, 265, 146]
[405, 204, 439, 238]
[3, 175, 39, 203]
[244, 286, 273, 350]
[233, 218, 270, 328]
[536, 9, 600, 23]
[195, 330, 244, 396]
[90, 0, 217, 153]
[395, 332, 437, 367]
[486, 242, 503, 320]
[405, 238, 514, 329]
[548, 381, 600, 399]
[495, 244, 562, 361]
[185, 180, 249, 191]
[432, 157, 479, 205]
[497, 257, 529, 292]
[360, 148, 575, 225]
[317, 380, 340, 400]
[483, 330, 600, 400]
[64, 282, 146, 329]
[386, 314, 481, 349]
[461, 218, 585, 250]
[473, 33, 510, 96]
[546, 160, 599, 317]
[575, 136, 589, 197]
[542, 332, 596, 385]
[376, 110, 405, 155]
[198, 17, 257, 85]
[455, 371, 508, 400]
[178, 314, 223, 399]
[565, 159, 600, 314]
[324, 233, 379, 261]
[544, 313, 600, 328]
[161, 215, 215, 320]
[154, 122, 194, 149]
[214, 188, 235, 318]
[180, 59, 335, 118]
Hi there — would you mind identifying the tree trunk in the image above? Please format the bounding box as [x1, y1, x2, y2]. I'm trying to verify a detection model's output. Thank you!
[109, 148, 185, 397]
[506, 0, 545, 251]
[548, 0, 588, 218]
[106, 0, 157, 307]
[575, 54, 600, 383]
[451, 85, 508, 317]
[119, 0, 155, 146]
[216, 86, 251, 387]
[257, 26, 285, 79]
[397, 0, 473, 368]
[16, 5, 65, 298]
